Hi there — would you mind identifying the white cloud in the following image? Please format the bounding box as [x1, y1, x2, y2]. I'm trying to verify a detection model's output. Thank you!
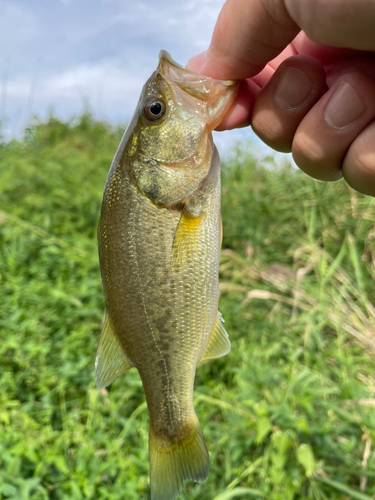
[4, 60, 148, 134]
[43, 64, 144, 101]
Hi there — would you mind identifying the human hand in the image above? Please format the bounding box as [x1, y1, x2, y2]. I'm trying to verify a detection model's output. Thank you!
[187, 0, 375, 196]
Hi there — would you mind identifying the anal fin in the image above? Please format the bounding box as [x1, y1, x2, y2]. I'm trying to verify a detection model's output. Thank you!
[200, 311, 231, 362]
[95, 314, 133, 388]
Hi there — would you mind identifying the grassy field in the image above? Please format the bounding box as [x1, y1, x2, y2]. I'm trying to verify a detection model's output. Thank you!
[1, 113, 375, 500]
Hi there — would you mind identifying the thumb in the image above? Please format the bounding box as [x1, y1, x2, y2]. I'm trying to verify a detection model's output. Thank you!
[195, 0, 299, 80]
[193, 0, 375, 80]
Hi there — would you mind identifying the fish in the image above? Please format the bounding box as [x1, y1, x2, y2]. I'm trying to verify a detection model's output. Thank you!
[96, 50, 238, 500]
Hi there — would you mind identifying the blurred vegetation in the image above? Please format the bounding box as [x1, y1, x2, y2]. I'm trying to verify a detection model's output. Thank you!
[1, 113, 375, 500]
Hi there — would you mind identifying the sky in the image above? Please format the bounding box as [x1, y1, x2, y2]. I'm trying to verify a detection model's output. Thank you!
[0, 0, 290, 160]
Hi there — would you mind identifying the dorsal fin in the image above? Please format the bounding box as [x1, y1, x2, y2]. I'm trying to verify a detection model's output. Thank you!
[200, 311, 231, 362]
[95, 314, 133, 388]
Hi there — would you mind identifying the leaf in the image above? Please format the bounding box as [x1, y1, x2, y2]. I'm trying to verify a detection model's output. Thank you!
[255, 417, 272, 444]
[296, 444, 315, 477]
[213, 487, 266, 500]
[315, 476, 373, 500]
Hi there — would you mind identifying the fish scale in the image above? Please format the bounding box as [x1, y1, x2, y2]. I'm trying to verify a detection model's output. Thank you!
[96, 51, 238, 500]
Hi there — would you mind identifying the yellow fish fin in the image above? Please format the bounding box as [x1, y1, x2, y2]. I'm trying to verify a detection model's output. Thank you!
[171, 212, 203, 269]
[149, 416, 209, 500]
[200, 311, 231, 362]
[95, 314, 133, 389]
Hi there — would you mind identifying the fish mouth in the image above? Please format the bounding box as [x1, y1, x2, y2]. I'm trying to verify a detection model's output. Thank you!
[158, 50, 238, 132]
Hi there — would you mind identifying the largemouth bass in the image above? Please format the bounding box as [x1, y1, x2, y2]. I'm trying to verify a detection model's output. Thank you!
[96, 51, 238, 500]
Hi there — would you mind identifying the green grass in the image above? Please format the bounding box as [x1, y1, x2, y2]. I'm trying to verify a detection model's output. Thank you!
[1, 113, 375, 499]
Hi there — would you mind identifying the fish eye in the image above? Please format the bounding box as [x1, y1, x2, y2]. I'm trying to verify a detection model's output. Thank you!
[143, 97, 167, 122]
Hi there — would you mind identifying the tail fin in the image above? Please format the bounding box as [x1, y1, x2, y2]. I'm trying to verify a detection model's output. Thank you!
[149, 418, 209, 500]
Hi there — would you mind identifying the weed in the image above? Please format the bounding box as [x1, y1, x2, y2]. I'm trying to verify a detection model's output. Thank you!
[1, 117, 375, 499]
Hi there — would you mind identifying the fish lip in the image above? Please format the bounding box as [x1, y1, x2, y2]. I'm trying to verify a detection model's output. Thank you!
[158, 50, 236, 87]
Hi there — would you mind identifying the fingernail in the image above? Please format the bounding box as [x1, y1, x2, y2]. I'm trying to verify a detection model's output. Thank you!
[273, 67, 313, 110]
[324, 81, 366, 129]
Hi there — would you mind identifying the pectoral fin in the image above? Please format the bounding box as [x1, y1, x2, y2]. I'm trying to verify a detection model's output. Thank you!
[171, 211, 203, 269]
[95, 314, 133, 389]
[200, 311, 231, 362]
